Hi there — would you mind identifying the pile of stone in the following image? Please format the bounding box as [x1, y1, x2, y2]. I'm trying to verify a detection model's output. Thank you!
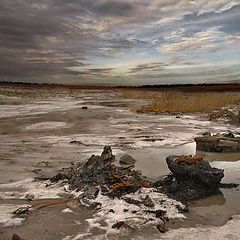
[194, 133, 240, 152]
[209, 108, 240, 125]
[51, 146, 151, 199]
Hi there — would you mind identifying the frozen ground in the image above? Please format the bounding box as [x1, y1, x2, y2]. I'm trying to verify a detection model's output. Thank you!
[0, 86, 239, 239]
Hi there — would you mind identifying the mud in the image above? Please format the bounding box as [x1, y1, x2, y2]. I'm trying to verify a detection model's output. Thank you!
[0, 86, 240, 239]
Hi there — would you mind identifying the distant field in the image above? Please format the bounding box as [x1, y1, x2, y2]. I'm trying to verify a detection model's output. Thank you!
[1, 82, 240, 113]
[121, 89, 240, 113]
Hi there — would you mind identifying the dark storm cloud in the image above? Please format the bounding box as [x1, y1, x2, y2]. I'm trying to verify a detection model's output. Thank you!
[95, 1, 133, 16]
[0, 0, 239, 84]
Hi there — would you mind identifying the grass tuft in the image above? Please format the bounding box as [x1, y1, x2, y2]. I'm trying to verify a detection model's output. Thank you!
[122, 90, 240, 113]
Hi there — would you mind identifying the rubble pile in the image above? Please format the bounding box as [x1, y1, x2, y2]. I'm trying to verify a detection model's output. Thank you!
[194, 133, 240, 152]
[154, 155, 225, 202]
[50, 146, 233, 205]
[51, 146, 151, 198]
[209, 108, 240, 126]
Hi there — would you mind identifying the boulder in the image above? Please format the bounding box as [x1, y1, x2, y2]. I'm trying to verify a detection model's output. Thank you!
[194, 136, 240, 152]
[159, 155, 224, 202]
[166, 155, 224, 185]
[119, 154, 136, 168]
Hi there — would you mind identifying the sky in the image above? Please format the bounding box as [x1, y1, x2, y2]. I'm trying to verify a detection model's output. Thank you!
[1, 0, 240, 86]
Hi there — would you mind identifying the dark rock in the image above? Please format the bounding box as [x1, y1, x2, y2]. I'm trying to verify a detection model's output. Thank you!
[219, 183, 239, 188]
[176, 204, 189, 213]
[81, 106, 88, 109]
[12, 233, 26, 240]
[82, 187, 99, 199]
[169, 182, 179, 193]
[194, 136, 240, 152]
[34, 161, 50, 167]
[70, 140, 88, 146]
[159, 155, 225, 202]
[230, 113, 240, 125]
[202, 132, 211, 137]
[119, 154, 136, 168]
[166, 155, 224, 185]
[87, 202, 102, 210]
[142, 195, 154, 208]
[112, 221, 125, 229]
[101, 146, 115, 163]
[123, 197, 141, 206]
[223, 132, 235, 138]
[153, 175, 174, 187]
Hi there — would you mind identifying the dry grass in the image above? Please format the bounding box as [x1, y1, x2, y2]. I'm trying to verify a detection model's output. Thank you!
[122, 90, 240, 113]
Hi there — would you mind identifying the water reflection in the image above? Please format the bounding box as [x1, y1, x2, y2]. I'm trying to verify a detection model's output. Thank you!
[190, 192, 226, 207]
[126, 142, 196, 178]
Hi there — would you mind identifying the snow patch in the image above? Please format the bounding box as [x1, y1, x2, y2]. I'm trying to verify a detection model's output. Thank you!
[0, 178, 68, 199]
[162, 215, 240, 240]
[25, 121, 66, 130]
[0, 204, 27, 227]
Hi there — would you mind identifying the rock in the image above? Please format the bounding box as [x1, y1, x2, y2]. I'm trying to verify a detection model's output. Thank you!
[12, 234, 27, 240]
[219, 183, 239, 188]
[34, 161, 50, 167]
[142, 195, 154, 208]
[101, 146, 115, 163]
[194, 136, 240, 152]
[166, 155, 224, 186]
[82, 186, 99, 199]
[230, 113, 240, 125]
[202, 132, 211, 137]
[81, 106, 88, 109]
[25, 193, 35, 201]
[222, 131, 235, 138]
[159, 155, 224, 202]
[119, 154, 136, 168]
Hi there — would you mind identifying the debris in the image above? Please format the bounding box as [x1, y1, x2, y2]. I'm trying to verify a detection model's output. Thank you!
[119, 154, 136, 168]
[66, 146, 151, 198]
[112, 221, 134, 231]
[142, 195, 154, 208]
[34, 161, 50, 168]
[12, 233, 27, 240]
[156, 223, 168, 233]
[13, 197, 80, 215]
[219, 183, 239, 188]
[194, 135, 240, 152]
[25, 193, 35, 201]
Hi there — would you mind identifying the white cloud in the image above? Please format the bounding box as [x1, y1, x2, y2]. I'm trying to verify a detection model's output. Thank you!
[159, 27, 225, 53]
[227, 33, 240, 45]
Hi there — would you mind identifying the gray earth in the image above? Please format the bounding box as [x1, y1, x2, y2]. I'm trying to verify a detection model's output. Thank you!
[0, 86, 240, 240]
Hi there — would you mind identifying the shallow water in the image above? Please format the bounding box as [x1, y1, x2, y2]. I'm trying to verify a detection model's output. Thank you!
[0, 86, 240, 239]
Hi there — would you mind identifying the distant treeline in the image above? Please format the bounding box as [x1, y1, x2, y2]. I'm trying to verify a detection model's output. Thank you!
[0, 81, 240, 92]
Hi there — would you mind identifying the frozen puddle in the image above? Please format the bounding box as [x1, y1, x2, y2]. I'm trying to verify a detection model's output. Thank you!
[25, 121, 67, 130]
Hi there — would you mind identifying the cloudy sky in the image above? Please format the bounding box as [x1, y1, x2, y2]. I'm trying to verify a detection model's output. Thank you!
[1, 0, 240, 86]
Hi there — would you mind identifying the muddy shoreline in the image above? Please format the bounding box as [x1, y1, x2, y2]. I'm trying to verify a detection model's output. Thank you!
[0, 87, 240, 239]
